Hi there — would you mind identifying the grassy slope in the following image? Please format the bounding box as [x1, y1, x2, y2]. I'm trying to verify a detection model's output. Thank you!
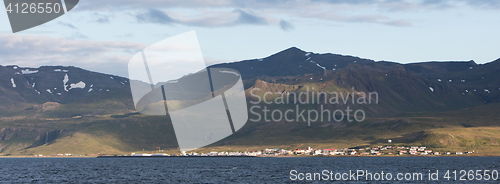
[420, 127, 500, 155]
[2, 102, 499, 156]
[193, 103, 500, 155]
[0, 100, 179, 155]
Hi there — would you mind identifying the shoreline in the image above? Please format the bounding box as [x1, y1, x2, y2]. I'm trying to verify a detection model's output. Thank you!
[1, 155, 500, 158]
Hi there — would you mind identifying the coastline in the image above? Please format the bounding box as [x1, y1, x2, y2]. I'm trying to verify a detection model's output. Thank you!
[1, 154, 499, 158]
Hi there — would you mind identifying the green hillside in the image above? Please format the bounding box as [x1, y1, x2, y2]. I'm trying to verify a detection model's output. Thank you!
[1, 101, 499, 156]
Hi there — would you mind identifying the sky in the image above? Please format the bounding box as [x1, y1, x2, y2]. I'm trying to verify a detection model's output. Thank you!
[0, 0, 499, 77]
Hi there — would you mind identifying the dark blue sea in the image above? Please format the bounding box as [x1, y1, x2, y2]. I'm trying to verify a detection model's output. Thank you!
[1, 157, 499, 183]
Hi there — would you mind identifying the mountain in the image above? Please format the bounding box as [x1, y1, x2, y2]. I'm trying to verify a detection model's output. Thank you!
[211, 47, 377, 79]
[0, 65, 134, 116]
[214, 47, 500, 115]
[1, 47, 500, 155]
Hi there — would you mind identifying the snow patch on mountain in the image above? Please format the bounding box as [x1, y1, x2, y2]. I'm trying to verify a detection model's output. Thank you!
[63, 74, 86, 91]
[10, 78, 16, 88]
[21, 69, 38, 74]
[69, 81, 86, 90]
[316, 63, 326, 70]
[63, 74, 70, 91]
[63, 74, 69, 85]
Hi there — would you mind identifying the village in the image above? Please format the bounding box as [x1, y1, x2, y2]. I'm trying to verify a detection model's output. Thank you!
[30, 145, 474, 157]
[125, 145, 474, 157]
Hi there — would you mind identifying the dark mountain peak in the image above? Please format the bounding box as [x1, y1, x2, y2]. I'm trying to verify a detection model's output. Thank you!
[283, 46, 306, 53]
[268, 47, 308, 59]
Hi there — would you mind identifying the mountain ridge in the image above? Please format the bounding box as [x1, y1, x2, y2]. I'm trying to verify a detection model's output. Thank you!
[0, 47, 499, 155]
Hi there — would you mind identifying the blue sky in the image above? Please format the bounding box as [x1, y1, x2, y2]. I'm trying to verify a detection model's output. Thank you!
[0, 0, 499, 77]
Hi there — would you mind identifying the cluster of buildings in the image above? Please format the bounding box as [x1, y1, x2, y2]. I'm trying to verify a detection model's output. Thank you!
[282, 146, 474, 156]
[127, 145, 473, 157]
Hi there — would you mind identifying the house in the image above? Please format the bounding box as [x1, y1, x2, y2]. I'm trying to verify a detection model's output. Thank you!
[132, 153, 152, 156]
[294, 149, 305, 155]
[331, 150, 345, 155]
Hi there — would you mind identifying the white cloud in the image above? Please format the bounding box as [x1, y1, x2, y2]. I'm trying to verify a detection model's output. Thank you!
[0, 34, 146, 77]
[279, 19, 295, 31]
[70, 0, 500, 29]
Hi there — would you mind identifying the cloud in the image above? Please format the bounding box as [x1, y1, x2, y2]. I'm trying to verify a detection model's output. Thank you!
[460, 0, 500, 8]
[232, 9, 267, 25]
[75, 0, 443, 28]
[299, 11, 412, 27]
[384, 19, 412, 27]
[69, 32, 89, 39]
[92, 12, 113, 23]
[58, 22, 78, 30]
[74, 0, 500, 11]
[0, 34, 146, 77]
[135, 9, 268, 27]
[47, 0, 500, 31]
[279, 19, 294, 31]
[136, 9, 177, 25]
